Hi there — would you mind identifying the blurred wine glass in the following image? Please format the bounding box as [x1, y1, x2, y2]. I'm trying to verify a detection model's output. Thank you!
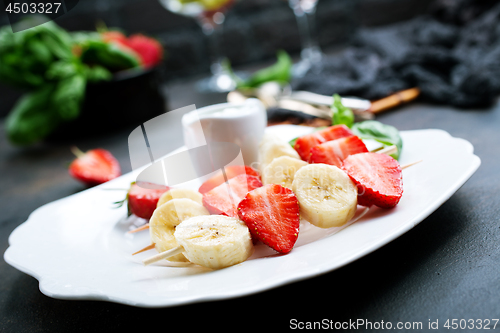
[288, 0, 322, 77]
[159, 0, 236, 92]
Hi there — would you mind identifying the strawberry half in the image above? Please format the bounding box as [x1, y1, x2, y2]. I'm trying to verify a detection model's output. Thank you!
[127, 34, 163, 68]
[294, 124, 354, 161]
[127, 182, 169, 220]
[238, 184, 300, 254]
[341, 152, 403, 208]
[202, 174, 262, 217]
[198, 165, 260, 194]
[309, 135, 368, 167]
[68, 147, 121, 186]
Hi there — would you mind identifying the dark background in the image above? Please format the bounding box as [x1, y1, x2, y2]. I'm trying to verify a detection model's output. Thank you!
[0, 0, 433, 117]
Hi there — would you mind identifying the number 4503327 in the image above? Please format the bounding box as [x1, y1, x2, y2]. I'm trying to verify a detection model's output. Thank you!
[5, 2, 62, 14]
[444, 319, 499, 330]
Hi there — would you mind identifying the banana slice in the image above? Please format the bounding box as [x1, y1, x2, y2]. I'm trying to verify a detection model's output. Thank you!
[258, 133, 301, 172]
[157, 188, 203, 208]
[149, 198, 209, 262]
[262, 155, 308, 188]
[292, 164, 358, 228]
[174, 215, 254, 269]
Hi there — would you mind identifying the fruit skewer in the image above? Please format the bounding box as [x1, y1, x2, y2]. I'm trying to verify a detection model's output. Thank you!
[136, 159, 420, 267]
[133, 126, 421, 268]
[126, 144, 402, 233]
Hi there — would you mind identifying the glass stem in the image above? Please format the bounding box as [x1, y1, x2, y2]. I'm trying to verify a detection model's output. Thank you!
[293, 5, 321, 63]
[198, 13, 226, 76]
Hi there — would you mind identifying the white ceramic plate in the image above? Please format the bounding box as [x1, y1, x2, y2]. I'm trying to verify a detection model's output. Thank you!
[4, 126, 480, 308]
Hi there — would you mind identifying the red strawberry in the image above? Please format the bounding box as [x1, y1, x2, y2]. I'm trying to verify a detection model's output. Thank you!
[69, 147, 121, 186]
[341, 152, 403, 208]
[127, 34, 163, 68]
[101, 31, 128, 44]
[238, 184, 300, 254]
[202, 174, 262, 217]
[127, 182, 169, 219]
[309, 135, 368, 167]
[101, 31, 140, 59]
[294, 124, 354, 161]
[198, 165, 260, 194]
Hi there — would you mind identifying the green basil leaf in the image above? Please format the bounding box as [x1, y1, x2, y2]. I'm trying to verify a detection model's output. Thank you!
[52, 74, 86, 120]
[79, 39, 140, 71]
[236, 50, 292, 89]
[5, 85, 61, 145]
[26, 37, 53, 66]
[40, 28, 73, 60]
[83, 64, 112, 83]
[352, 120, 403, 160]
[331, 94, 354, 128]
[46, 60, 79, 80]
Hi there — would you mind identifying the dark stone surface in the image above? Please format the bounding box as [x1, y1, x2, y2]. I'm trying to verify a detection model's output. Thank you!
[0, 73, 499, 331]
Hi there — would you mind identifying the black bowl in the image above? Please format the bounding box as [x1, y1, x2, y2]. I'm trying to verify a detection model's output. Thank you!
[47, 66, 167, 142]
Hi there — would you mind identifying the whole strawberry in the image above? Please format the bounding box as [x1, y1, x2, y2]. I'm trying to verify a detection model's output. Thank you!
[127, 34, 163, 68]
[238, 184, 300, 254]
[69, 147, 121, 186]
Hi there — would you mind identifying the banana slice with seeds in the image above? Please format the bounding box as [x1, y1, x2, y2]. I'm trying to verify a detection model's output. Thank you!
[258, 133, 301, 173]
[144, 215, 254, 269]
[149, 198, 209, 262]
[157, 188, 203, 208]
[262, 156, 308, 189]
[292, 164, 358, 228]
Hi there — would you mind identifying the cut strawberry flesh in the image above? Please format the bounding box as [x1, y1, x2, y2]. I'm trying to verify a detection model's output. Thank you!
[294, 124, 354, 161]
[238, 184, 300, 254]
[309, 135, 368, 167]
[342, 152, 403, 208]
[198, 165, 260, 194]
[202, 174, 263, 217]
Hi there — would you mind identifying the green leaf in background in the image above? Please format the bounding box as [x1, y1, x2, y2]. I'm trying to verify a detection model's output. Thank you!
[46, 60, 80, 80]
[5, 85, 61, 146]
[26, 37, 53, 66]
[78, 39, 140, 72]
[230, 50, 292, 89]
[0, 19, 73, 89]
[52, 74, 87, 120]
[83, 64, 112, 83]
[352, 120, 403, 160]
[331, 93, 354, 128]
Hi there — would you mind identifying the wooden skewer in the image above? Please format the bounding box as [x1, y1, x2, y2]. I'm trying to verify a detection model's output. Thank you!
[373, 145, 398, 156]
[368, 88, 420, 114]
[370, 144, 422, 169]
[128, 223, 150, 234]
[143, 245, 184, 266]
[401, 160, 423, 170]
[132, 243, 156, 256]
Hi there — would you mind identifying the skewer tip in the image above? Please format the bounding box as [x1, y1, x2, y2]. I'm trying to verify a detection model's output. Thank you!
[401, 159, 423, 170]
